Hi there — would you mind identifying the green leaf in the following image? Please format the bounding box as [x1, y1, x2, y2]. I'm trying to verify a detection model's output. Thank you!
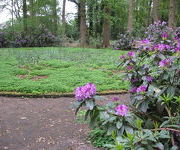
[154, 143, 164, 150]
[116, 121, 123, 129]
[158, 130, 170, 139]
[107, 126, 116, 135]
[125, 126, 133, 134]
[117, 125, 125, 136]
[85, 100, 95, 110]
[139, 101, 149, 112]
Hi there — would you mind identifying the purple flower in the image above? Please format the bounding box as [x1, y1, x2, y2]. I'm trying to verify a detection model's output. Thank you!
[119, 55, 126, 59]
[175, 47, 180, 52]
[137, 85, 147, 93]
[146, 76, 153, 82]
[112, 97, 120, 101]
[141, 39, 151, 44]
[161, 32, 168, 39]
[75, 83, 96, 101]
[174, 37, 180, 42]
[153, 44, 170, 51]
[175, 42, 180, 52]
[126, 65, 133, 71]
[130, 87, 137, 93]
[127, 51, 135, 57]
[131, 78, 138, 83]
[115, 104, 128, 116]
[75, 86, 85, 101]
[135, 39, 152, 50]
[159, 58, 172, 67]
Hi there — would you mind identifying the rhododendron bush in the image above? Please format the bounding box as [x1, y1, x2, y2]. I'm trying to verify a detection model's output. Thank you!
[73, 22, 180, 149]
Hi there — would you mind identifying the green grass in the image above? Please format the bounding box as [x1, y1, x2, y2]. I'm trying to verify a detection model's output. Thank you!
[0, 47, 129, 95]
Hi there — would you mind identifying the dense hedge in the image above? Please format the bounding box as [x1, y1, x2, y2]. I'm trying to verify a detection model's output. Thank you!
[0, 27, 61, 48]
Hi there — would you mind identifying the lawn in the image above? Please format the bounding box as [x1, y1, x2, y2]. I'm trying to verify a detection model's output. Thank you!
[0, 47, 129, 95]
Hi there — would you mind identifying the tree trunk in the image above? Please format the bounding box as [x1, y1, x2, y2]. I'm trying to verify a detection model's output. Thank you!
[127, 0, 135, 33]
[88, 0, 94, 37]
[62, 0, 66, 24]
[62, 0, 66, 36]
[79, 0, 88, 47]
[52, 0, 58, 34]
[23, 0, 27, 32]
[168, 0, 176, 28]
[102, 5, 110, 48]
[152, 0, 160, 22]
[29, 0, 35, 17]
[147, 0, 153, 26]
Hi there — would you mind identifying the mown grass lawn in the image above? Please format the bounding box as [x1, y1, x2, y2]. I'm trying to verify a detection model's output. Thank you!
[0, 47, 129, 95]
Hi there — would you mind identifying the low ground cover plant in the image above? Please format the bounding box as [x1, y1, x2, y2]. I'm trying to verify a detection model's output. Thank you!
[73, 22, 180, 149]
[0, 47, 128, 94]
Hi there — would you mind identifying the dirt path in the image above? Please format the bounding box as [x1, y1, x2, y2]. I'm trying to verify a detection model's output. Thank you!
[0, 95, 130, 150]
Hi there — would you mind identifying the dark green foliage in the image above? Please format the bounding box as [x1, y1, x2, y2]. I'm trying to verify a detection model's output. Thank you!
[113, 33, 134, 50]
[73, 23, 180, 149]
[14, 27, 61, 47]
[89, 128, 114, 148]
[0, 32, 9, 48]
[0, 27, 61, 48]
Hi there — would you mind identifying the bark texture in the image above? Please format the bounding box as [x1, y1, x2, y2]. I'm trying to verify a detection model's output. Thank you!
[62, 0, 66, 24]
[152, 0, 160, 22]
[102, 5, 110, 48]
[52, 0, 58, 34]
[168, 0, 176, 28]
[127, 0, 135, 33]
[79, 0, 88, 47]
[23, 0, 27, 32]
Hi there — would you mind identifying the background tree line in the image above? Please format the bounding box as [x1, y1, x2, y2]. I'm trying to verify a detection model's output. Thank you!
[0, 0, 180, 48]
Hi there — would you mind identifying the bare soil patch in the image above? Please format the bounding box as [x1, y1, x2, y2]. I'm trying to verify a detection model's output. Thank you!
[31, 75, 49, 81]
[17, 74, 28, 79]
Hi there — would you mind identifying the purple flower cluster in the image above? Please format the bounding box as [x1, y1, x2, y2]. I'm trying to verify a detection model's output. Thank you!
[146, 76, 153, 82]
[130, 87, 137, 93]
[131, 78, 138, 83]
[135, 39, 152, 49]
[153, 44, 170, 51]
[119, 55, 126, 59]
[75, 83, 96, 101]
[136, 85, 147, 93]
[159, 58, 172, 67]
[126, 65, 133, 71]
[115, 104, 128, 116]
[161, 32, 168, 39]
[130, 85, 148, 93]
[127, 51, 136, 57]
[175, 42, 180, 52]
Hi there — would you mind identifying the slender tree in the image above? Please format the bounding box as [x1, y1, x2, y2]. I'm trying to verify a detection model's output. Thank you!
[102, 2, 110, 48]
[152, 0, 160, 22]
[79, 0, 88, 46]
[23, 0, 28, 32]
[168, 0, 176, 27]
[62, 0, 66, 24]
[127, 0, 135, 33]
[52, 0, 58, 34]
[29, 0, 35, 17]
[62, 0, 66, 36]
